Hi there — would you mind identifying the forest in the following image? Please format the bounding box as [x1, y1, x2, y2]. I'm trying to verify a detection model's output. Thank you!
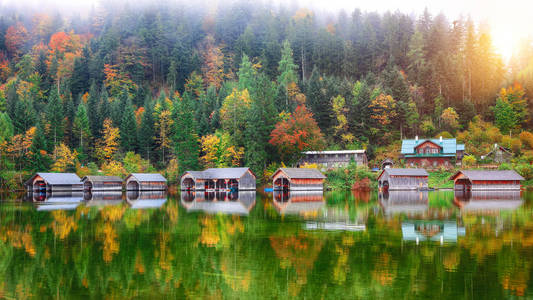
[1, 0, 533, 186]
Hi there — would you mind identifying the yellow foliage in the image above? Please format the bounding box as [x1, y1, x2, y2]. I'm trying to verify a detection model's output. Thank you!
[101, 160, 126, 176]
[51, 143, 77, 172]
[51, 210, 77, 240]
[95, 119, 120, 162]
[200, 134, 220, 168]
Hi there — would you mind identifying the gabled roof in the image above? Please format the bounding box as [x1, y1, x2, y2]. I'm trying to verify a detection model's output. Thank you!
[449, 170, 525, 181]
[81, 175, 123, 182]
[273, 168, 326, 179]
[401, 138, 460, 155]
[25, 173, 82, 185]
[182, 168, 254, 180]
[127, 173, 167, 182]
[378, 168, 428, 180]
[302, 150, 366, 155]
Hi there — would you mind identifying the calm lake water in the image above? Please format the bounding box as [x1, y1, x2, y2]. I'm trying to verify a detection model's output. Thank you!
[0, 189, 532, 299]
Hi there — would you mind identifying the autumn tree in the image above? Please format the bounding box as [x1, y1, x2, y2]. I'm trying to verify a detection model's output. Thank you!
[441, 107, 459, 132]
[4, 22, 28, 58]
[51, 143, 77, 172]
[155, 109, 173, 165]
[201, 35, 224, 89]
[269, 105, 326, 163]
[220, 88, 252, 146]
[95, 119, 120, 162]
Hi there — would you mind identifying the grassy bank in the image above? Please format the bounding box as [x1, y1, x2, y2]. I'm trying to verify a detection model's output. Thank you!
[428, 170, 454, 189]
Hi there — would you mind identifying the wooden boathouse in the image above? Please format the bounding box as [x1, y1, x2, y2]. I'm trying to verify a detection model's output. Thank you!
[377, 168, 429, 191]
[81, 176, 123, 191]
[180, 168, 256, 191]
[450, 170, 524, 191]
[272, 168, 326, 191]
[125, 173, 167, 191]
[25, 173, 83, 192]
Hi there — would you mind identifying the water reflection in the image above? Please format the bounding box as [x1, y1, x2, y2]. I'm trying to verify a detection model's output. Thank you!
[0, 190, 532, 298]
[181, 191, 256, 215]
[379, 191, 428, 217]
[454, 190, 523, 212]
[272, 190, 325, 215]
[126, 190, 167, 209]
[402, 221, 465, 243]
[30, 191, 84, 211]
[84, 191, 123, 206]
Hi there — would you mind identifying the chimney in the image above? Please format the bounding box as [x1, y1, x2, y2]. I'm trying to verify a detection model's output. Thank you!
[440, 136, 443, 142]
[415, 135, 418, 142]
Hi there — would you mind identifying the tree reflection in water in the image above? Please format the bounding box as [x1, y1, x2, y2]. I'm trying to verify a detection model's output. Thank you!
[0, 190, 530, 298]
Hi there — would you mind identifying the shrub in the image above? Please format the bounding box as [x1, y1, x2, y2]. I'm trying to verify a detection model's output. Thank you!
[462, 155, 476, 167]
[515, 164, 533, 180]
[511, 138, 522, 154]
[519, 131, 533, 149]
[498, 163, 512, 170]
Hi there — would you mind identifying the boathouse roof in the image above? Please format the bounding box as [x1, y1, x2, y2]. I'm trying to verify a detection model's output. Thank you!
[81, 176, 123, 182]
[449, 170, 525, 181]
[273, 168, 326, 179]
[25, 173, 82, 186]
[379, 168, 429, 178]
[183, 168, 254, 179]
[302, 150, 366, 155]
[127, 173, 167, 182]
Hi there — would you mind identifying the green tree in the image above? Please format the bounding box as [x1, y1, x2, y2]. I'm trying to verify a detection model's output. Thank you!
[172, 92, 199, 171]
[277, 40, 298, 111]
[46, 87, 64, 147]
[138, 98, 156, 161]
[120, 98, 137, 152]
[493, 98, 516, 135]
[72, 102, 91, 159]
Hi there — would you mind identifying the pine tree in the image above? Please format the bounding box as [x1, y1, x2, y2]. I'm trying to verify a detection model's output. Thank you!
[277, 40, 298, 111]
[87, 81, 100, 137]
[172, 92, 199, 171]
[138, 98, 155, 161]
[120, 98, 137, 152]
[73, 102, 91, 158]
[46, 87, 64, 148]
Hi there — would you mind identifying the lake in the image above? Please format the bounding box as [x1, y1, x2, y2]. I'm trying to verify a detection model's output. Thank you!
[0, 189, 532, 299]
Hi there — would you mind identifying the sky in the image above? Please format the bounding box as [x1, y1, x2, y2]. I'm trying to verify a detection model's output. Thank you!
[2, 0, 532, 60]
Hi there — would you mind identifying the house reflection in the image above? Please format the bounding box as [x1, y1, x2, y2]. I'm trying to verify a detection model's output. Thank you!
[454, 190, 523, 213]
[30, 191, 84, 211]
[84, 191, 123, 207]
[180, 191, 256, 215]
[272, 190, 325, 215]
[126, 190, 167, 209]
[379, 191, 428, 217]
[402, 220, 465, 244]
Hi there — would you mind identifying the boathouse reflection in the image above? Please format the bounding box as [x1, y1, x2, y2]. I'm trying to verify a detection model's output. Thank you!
[180, 190, 256, 215]
[126, 190, 167, 209]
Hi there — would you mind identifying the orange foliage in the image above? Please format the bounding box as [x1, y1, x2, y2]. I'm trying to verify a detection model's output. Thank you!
[135, 107, 145, 126]
[49, 32, 72, 53]
[5, 22, 28, 58]
[201, 35, 225, 89]
[269, 105, 326, 161]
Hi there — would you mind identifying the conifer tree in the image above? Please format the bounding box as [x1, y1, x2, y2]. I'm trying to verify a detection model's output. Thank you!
[172, 92, 199, 171]
[120, 98, 137, 152]
[73, 102, 91, 158]
[46, 87, 64, 147]
[138, 98, 155, 161]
